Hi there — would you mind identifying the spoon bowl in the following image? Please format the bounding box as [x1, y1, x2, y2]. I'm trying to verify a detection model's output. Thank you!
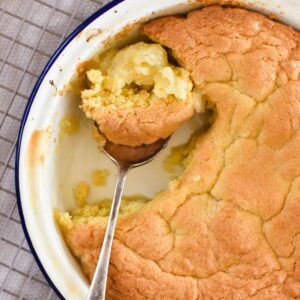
[103, 137, 169, 168]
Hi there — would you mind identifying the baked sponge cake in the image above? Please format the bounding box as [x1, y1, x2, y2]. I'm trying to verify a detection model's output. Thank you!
[81, 42, 195, 146]
[57, 6, 300, 299]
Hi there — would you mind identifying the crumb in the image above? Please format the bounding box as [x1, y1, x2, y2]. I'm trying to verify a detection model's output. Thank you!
[59, 116, 80, 135]
[92, 169, 109, 186]
[74, 181, 90, 206]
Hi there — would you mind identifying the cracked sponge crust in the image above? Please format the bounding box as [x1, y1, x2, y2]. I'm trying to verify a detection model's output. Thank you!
[59, 6, 300, 299]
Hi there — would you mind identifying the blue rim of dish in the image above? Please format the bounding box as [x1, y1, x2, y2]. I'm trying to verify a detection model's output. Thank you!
[14, 0, 125, 299]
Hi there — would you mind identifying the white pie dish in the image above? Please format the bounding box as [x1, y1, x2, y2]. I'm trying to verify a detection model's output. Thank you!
[15, 0, 300, 299]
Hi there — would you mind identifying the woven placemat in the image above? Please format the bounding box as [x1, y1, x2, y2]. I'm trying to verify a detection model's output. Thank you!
[0, 0, 110, 298]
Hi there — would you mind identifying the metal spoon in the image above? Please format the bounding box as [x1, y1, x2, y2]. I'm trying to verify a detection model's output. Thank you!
[87, 135, 169, 300]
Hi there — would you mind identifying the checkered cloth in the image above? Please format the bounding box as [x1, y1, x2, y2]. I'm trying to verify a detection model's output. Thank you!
[0, 0, 110, 299]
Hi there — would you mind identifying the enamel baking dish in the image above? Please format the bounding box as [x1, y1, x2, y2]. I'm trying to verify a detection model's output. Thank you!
[15, 0, 300, 299]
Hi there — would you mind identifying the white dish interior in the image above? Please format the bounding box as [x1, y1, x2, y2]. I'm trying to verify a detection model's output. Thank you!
[17, 0, 300, 299]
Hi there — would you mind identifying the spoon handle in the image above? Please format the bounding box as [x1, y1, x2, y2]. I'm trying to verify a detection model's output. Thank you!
[87, 166, 129, 300]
